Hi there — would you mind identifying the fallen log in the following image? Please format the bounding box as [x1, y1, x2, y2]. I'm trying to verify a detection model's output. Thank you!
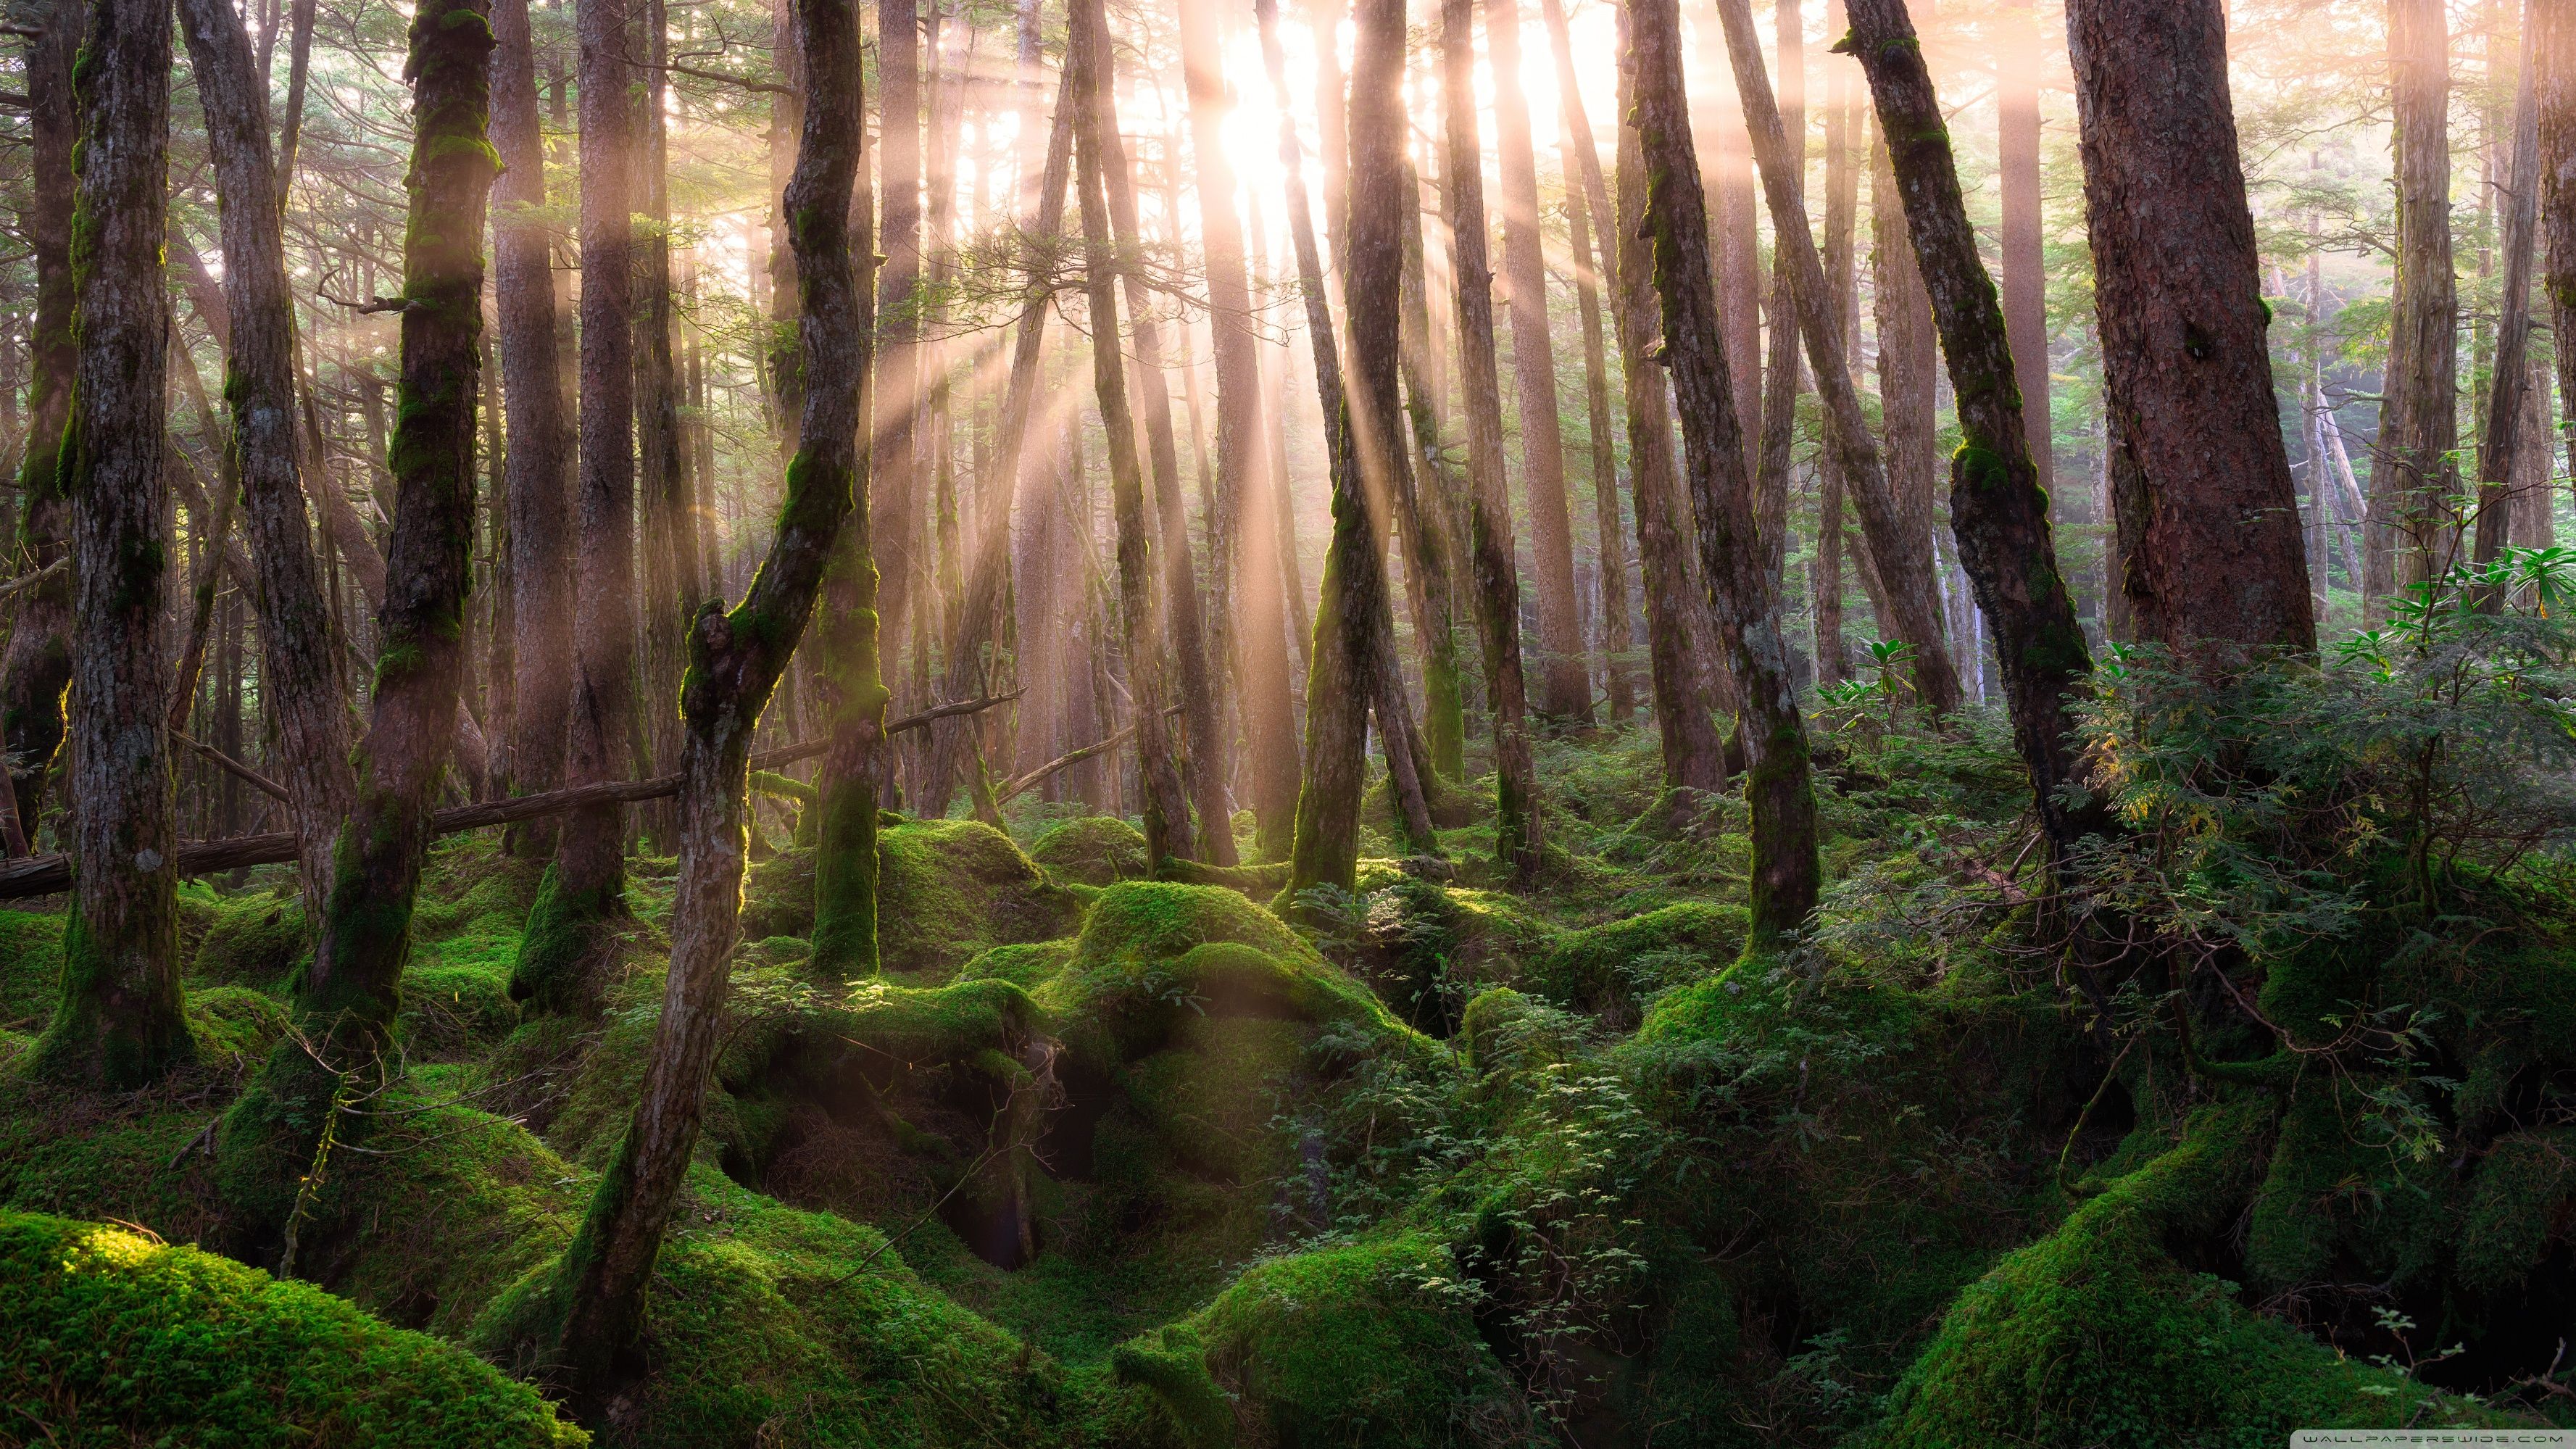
[0, 693, 1021, 899]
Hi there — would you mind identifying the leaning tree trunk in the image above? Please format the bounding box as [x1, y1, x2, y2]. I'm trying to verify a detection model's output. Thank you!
[1484, 0, 1591, 724]
[1072, 0, 1196, 868]
[528, 0, 862, 1397]
[220, 0, 498, 1254]
[2378, 0, 2458, 603]
[1, 0, 80, 846]
[1612, 0, 1729, 812]
[1630, 0, 1820, 942]
[1844, 0, 2106, 852]
[518, 0, 641, 1016]
[490, 0, 576, 862]
[1437, 0, 1542, 878]
[2065, 0, 2317, 661]
[30, 0, 192, 1091]
[1712, 0, 1961, 715]
[175, 0, 358, 928]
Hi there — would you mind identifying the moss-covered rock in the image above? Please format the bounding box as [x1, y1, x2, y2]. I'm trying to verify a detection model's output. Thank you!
[191, 894, 304, 989]
[0, 1209, 585, 1447]
[741, 820, 1081, 977]
[1029, 814, 1151, 887]
[1523, 902, 1746, 1020]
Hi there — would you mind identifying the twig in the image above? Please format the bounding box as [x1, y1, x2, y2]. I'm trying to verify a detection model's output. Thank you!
[174, 730, 293, 805]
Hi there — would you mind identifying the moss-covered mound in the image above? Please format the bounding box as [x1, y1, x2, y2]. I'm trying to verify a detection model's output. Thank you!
[0, 910, 62, 1027]
[1521, 902, 1745, 1020]
[0, 1209, 585, 1447]
[740, 820, 1081, 976]
[1029, 813, 1151, 886]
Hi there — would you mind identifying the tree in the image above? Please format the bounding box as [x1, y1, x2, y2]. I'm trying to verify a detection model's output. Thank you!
[1843, 0, 2104, 852]
[1631, 0, 1820, 941]
[29, 0, 191, 1089]
[2542, 1, 2576, 479]
[1437, 0, 1542, 878]
[174, 0, 358, 926]
[1998, 0, 2051, 503]
[1484, 0, 1592, 723]
[515, 0, 864, 1395]
[2376, 0, 2458, 605]
[2066, 0, 2317, 660]
[2475, 16, 2543, 581]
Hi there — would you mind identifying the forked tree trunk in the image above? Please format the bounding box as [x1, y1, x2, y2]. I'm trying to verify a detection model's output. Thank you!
[2065, 0, 2317, 660]
[220, 0, 499, 1237]
[1712, 0, 1960, 715]
[1630, 0, 1820, 941]
[175, 0, 357, 926]
[1845, 0, 2106, 852]
[31, 0, 192, 1089]
[1437, 0, 1542, 878]
[1484, 0, 1591, 724]
[1072, 0, 1196, 867]
[532, 0, 862, 1394]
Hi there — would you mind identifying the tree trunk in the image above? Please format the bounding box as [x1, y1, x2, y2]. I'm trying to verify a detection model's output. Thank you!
[1713, 0, 1961, 715]
[2066, 0, 2318, 660]
[1697, 8, 1763, 473]
[2378, 0, 2459, 603]
[533, 0, 860, 1392]
[1397, 158, 1471, 783]
[1073, 0, 1196, 868]
[1542, 0, 1634, 723]
[871, 0, 926, 686]
[1613, 0, 1729, 810]
[490, 0, 574, 861]
[174, 0, 357, 929]
[2540, 0, 2576, 501]
[1844, 0, 2106, 852]
[524, 0, 642, 1016]
[1484, 0, 1591, 723]
[1240, 206, 1306, 859]
[1630, 0, 1821, 941]
[2475, 27, 2541, 581]
[1813, 0, 1856, 686]
[30, 0, 192, 1090]
[1, 0, 80, 846]
[1998, 0, 2051, 504]
[1750, 0, 1803, 591]
[1437, 0, 1542, 877]
[636, 0, 694, 844]
[1869, 129, 1932, 645]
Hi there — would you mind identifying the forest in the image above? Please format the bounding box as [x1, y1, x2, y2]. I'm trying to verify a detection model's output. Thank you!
[1, 0, 2573, 1440]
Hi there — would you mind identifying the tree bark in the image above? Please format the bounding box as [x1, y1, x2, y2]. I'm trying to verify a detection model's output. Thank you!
[1392, 159, 1471, 784]
[1631, 0, 1821, 940]
[1242, 207, 1308, 858]
[871, 0, 926, 684]
[636, 0, 695, 844]
[2475, 26, 2541, 581]
[535, 0, 860, 1392]
[175, 0, 358, 928]
[2376, 0, 2458, 605]
[1437, 0, 1542, 877]
[1614, 0, 1728, 809]
[2066, 0, 2317, 660]
[1713, 0, 1961, 715]
[31, 0, 192, 1089]
[489, 0, 574, 860]
[2540, 0, 2576, 502]
[1869, 128, 1932, 644]
[1485, 0, 1592, 723]
[1998, 0, 2051, 503]
[1845, 0, 2106, 852]
[1, 0, 80, 846]
[1813, 0, 1856, 685]
[1072, 0, 1196, 868]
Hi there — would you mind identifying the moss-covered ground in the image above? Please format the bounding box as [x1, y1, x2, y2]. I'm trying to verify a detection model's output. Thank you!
[3, 705, 2572, 1445]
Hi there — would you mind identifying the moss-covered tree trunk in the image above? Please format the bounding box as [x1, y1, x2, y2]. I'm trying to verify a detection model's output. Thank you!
[174, 0, 358, 928]
[1843, 0, 2105, 852]
[490, 0, 575, 862]
[518, 0, 640, 1015]
[1629, 0, 1820, 942]
[529, 0, 863, 1392]
[1712, 0, 1959, 717]
[32, 0, 191, 1090]
[1436, 0, 1542, 879]
[218, 0, 497, 1242]
[1393, 162, 1471, 785]
[1610, 1, 1727, 813]
[2065, 0, 2318, 660]
[1071, 0, 1197, 868]
[0, 0, 79, 847]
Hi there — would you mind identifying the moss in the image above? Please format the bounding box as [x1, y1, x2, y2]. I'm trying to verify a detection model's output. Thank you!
[1031, 813, 1153, 887]
[1522, 902, 1746, 1019]
[0, 909, 66, 1027]
[191, 894, 306, 989]
[509, 864, 626, 1017]
[744, 822, 1081, 980]
[2457, 1129, 2576, 1296]
[0, 1210, 586, 1447]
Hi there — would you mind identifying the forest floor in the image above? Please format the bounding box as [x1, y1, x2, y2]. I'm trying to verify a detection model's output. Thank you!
[1, 702, 2571, 1447]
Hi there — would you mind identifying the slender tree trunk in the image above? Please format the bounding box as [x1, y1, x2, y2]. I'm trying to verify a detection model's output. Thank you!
[1845, 0, 2105, 851]
[1073, 0, 1195, 867]
[872, 0, 925, 687]
[1242, 206, 1306, 858]
[1713, 0, 1960, 714]
[274, 0, 317, 196]
[2540, 0, 2576, 494]
[32, 0, 192, 1089]
[175, 0, 357, 928]
[528, 0, 642, 1015]
[1632, 0, 1820, 940]
[2476, 27, 2541, 581]
[1750, 0, 1803, 591]
[1998, 0, 2051, 503]
[1484, 0, 1591, 723]
[1614, 0, 1729, 809]
[2378, 0, 2459, 603]
[1, 0, 80, 845]
[1437, 0, 1541, 877]
[1395, 158, 1470, 783]
[2066, 0, 2318, 660]
[1869, 129, 1932, 643]
[1814, 0, 1856, 685]
[636, 0, 694, 844]
[1696, 7, 1763, 473]
[535, 0, 860, 1392]
[490, 0, 574, 861]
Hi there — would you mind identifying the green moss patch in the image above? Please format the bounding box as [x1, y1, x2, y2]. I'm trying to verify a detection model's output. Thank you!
[1029, 814, 1150, 887]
